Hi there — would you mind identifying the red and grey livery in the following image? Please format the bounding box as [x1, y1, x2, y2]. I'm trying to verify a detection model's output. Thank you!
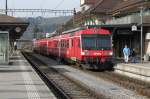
[34, 26, 114, 70]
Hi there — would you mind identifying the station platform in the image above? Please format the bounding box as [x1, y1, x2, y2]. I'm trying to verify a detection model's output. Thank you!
[0, 51, 57, 99]
[115, 62, 150, 82]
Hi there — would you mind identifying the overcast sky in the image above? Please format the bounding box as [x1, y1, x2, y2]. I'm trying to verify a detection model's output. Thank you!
[0, 0, 80, 17]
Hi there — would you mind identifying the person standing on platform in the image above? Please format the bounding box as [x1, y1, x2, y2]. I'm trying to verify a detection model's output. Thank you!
[123, 45, 130, 63]
[131, 48, 137, 63]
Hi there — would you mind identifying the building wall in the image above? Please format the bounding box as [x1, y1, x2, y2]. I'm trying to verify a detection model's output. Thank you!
[145, 32, 150, 55]
[106, 10, 150, 25]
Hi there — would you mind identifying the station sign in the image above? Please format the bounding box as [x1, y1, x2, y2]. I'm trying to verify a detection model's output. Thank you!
[131, 25, 137, 31]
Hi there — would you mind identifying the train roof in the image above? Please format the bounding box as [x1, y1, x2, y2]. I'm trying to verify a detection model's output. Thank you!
[62, 27, 85, 34]
[62, 25, 108, 35]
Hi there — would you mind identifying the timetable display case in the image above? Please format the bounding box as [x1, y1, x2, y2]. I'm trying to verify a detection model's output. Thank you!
[0, 31, 9, 64]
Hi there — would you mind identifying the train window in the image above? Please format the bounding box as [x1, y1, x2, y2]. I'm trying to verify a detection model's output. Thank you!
[62, 41, 63, 47]
[62, 40, 64, 47]
[64, 40, 66, 48]
[82, 35, 111, 50]
[56, 41, 58, 47]
[78, 39, 80, 48]
[60, 41, 62, 47]
[55, 42, 57, 47]
[64, 40, 65, 48]
[44, 44, 47, 48]
[57, 42, 59, 47]
[58, 41, 60, 47]
[69, 39, 73, 48]
[63, 40, 65, 48]
[67, 40, 69, 48]
[65, 40, 67, 48]
[72, 39, 73, 47]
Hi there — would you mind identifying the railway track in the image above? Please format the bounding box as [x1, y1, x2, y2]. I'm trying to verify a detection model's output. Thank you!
[22, 52, 107, 99]
[65, 60, 150, 98]
[72, 66, 150, 98]
[90, 71, 150, 98]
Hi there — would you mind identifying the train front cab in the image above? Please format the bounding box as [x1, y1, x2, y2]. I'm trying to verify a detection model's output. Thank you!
[79, 28, 114, 70]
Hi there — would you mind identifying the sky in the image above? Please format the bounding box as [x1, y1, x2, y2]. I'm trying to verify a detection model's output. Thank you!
[0, 0, 80, 17]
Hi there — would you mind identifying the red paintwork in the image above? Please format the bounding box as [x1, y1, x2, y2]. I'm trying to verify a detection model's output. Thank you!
[34, 27, 113, 64]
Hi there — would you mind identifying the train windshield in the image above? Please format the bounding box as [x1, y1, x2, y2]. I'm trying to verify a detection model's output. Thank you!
[82, 34, 111, 50]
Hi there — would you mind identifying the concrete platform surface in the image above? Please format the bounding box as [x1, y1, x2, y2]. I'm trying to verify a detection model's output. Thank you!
[115, 63, 150, 82]
[0, 51, 57, 99]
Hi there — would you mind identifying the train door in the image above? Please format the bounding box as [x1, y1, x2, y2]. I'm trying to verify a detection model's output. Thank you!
[70, 38, 76, 61]
[74, 37, 81, 61]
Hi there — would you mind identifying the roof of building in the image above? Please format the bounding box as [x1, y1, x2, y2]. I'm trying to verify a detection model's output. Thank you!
[89, 0, 150, 15]
[0, 14, 27, 23]
[81, 0, 99, 5]
[110, 0, 150, 15]
[89, 0, 123, 13]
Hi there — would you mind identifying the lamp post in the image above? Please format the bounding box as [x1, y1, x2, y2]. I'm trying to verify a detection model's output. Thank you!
[132, 7, 144, 63]
[140, 7, 143, 63]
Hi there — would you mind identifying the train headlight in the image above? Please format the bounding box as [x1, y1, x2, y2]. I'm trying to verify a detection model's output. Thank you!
[81, 52, 85, 55]
[81, 51, 89, 55]
[109, 52, 113, 56]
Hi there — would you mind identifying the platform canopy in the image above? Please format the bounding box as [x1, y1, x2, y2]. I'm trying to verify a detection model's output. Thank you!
[0, 14, 29, 41]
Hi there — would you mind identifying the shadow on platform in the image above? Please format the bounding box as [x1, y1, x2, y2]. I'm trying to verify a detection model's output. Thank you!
[0, 70, 32, 73]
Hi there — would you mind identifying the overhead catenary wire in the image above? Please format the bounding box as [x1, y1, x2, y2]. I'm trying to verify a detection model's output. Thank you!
[40, 0, 48, 9]
[54, 0, 64, 9]
[0, 0, 75, 17]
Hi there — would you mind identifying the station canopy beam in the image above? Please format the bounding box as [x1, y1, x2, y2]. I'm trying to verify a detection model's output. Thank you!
[0, 9, 74, 17]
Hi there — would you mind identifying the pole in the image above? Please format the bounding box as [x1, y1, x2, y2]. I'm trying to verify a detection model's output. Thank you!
[140, 7, 143, 63]
[6, 0, 8, 15]
[73, 8, 76, 27]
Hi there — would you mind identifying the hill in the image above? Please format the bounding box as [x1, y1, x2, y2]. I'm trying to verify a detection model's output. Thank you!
[20, 16, 72, 39]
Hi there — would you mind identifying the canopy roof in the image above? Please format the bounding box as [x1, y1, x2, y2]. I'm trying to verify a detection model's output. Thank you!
[0, 14, 29, 41]
[90, 0, 150, 15]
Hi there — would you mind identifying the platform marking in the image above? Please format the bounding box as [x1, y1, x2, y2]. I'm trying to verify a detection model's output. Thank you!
[19, 58, 41, 99]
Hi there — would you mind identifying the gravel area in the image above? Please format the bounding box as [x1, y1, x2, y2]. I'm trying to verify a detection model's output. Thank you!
[33, 53, 149, 99]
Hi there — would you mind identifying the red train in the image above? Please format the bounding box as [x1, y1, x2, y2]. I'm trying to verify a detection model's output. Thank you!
[34, 26, 114, 70]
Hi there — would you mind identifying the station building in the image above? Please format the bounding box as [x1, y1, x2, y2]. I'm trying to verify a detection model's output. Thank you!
[0, 14, 28, 64]
[78, 0, 150, 58]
